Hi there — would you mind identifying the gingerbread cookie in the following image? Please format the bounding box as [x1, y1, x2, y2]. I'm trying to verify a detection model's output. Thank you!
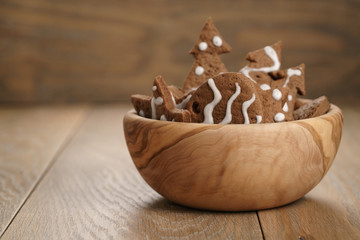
[257, 85, 291, 123]
[131, 76, 191, 122]
[294, 98, 306, 110]
[239, 41, 282, 87]
[167, 85, 195, 110]
[257, 64, 305, 122]
[182, 17, 231, 93]
[236, 42, 306, 123]
[185, 71, 301, 124]
[131, 94, 152, 118]
[293, 96, 330, 120]
[130, 18, 331, 125]
[186, 73, 263, 124]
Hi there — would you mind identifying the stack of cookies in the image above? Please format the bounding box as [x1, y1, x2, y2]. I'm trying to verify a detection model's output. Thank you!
[131, 18, 330, 124]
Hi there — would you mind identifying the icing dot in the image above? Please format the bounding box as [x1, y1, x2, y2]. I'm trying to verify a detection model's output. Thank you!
[283, 102, 289, 112]
[198, 42, 208, 51]
[288, 95, 293, 101]
[256, 115, 262, 124]
[212, 36, 222, 47]
[260, 84, 271, 91]
[160, 114, 167, 121]
[272, 89, 282, 101]
[152, 85, 157, 91]
[139, 110, 145, 117]
[154, 97, 163, 105]
[274, 113, 285, 122]
[195, 66, 204, 75]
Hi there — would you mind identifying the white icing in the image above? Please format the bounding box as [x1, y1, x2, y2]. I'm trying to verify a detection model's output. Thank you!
[160, 114, 167, 121]
[195, 66, 204, 75]
[219, 82, 241, 124]
[260, 84, 271, 91]
[154, 97, 163, 105]
[152, 85, 157, 91]
[203, 78, 222, 124]
[214, 72, 225, 77]
[151, 97, 163, 119]
[242, 93, 256, 124]
[198, 42, 208, 51]
[272, 89, 282, 101]
[283, 102, 289, 112]
[283, 68, 302, 87]
[256, 115, 262, 124]
[288, 95, 293, 101]
[171, 93, 192, 109]
[239, 46, 281, 83]
[212, 36, 222, 47]
[151, 97, 156, 119]
[139, 110, 145, 117]
[185, 87, 198, 95]
[274, 112, 285, 122]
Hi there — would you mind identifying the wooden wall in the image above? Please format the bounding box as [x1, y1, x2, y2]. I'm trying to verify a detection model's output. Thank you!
[0, 0, 359, 104]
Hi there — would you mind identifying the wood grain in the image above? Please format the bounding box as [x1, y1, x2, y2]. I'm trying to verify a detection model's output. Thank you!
[0, 105, 86, 236]
[0, 0, 359, 104]
[258, 107, 360, 239]
[1, 105, 263, 240]
[123, 102, 343, 211]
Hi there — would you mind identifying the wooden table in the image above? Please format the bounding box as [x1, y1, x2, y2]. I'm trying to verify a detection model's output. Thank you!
[1, 104, 359, 239]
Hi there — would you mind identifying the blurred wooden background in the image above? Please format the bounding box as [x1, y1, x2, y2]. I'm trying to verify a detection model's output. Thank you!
[0, 0, 359, 104]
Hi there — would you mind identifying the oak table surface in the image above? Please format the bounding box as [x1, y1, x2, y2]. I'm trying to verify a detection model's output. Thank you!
[0, 104, 359, 240]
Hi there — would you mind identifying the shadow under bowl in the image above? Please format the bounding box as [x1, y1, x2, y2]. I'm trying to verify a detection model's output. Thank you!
[123, 100, 343, 211]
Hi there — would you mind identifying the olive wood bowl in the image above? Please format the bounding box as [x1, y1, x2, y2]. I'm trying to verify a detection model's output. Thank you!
[123, 100, 343, 211]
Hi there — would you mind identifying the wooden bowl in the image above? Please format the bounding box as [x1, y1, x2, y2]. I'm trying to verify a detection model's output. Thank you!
[123, 100, 343, 211]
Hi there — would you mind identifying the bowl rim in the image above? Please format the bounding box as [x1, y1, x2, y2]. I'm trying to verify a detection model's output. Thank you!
[124, 98, 342, 128]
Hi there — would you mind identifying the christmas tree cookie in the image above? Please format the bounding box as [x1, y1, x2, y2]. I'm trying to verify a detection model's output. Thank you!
[182, 17, 231, 93]
[130, 18, 330, 124]
[131, 76, 191, 122]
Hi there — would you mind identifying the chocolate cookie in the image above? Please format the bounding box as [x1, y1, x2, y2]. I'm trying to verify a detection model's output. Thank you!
[293, 96, 330, 120]
[258, 64, 306, 122]
[168, 85, 194, 110]
[186, 72, 263, 124]
[130, 18, 332, 124]
[131, 76, 191, 122]
[183, 17, 231, 93]
[257, 85, 291, 123]
[237, 42, 306, 122]
[131, 94, 152, 118]
[239, 41, 283, 86]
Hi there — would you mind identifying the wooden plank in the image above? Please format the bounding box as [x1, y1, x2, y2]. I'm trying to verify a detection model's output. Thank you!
[1, 105, 263, 240]
[258, 107, 360, 239]
[0, 0, 359, 104]
[0, 105, 86, 236]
